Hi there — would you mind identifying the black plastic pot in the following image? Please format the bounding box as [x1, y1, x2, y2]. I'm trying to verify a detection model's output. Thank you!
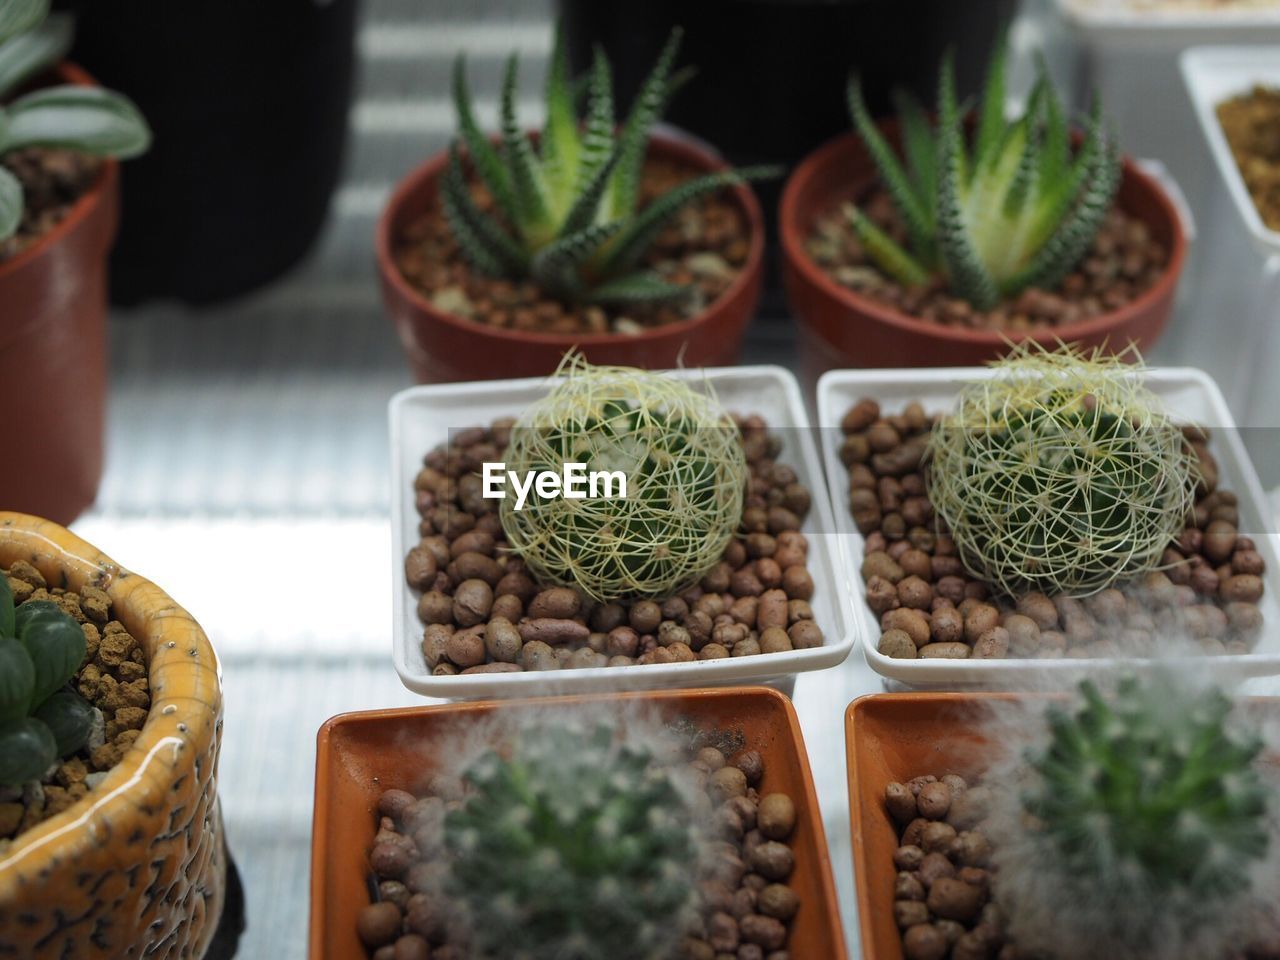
[61, 0, 357, 306]
[561, 0, 1017, 309]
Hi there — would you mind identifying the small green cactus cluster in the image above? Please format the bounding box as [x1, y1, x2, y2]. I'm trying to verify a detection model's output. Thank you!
[1013, 675, 1272, 952]
[444, 717, 702, 960]
[446, 27, 773, 305]
[845, 33, 1121, 310]
[0, 574, 94, 788]
[0, 0, 150, 241]
[500, 353, 747, 602]
[926, 343, 1196, 597]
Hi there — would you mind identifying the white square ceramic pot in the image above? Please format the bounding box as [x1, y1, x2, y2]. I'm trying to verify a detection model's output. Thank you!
[390, 365, 857, 699]
[818, 366, 1280, 687]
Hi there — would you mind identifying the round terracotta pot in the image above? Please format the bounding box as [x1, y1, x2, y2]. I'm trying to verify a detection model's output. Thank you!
[780, 129, 1189, 375]
[0, 63, 118, 523]
[376, 132, 765, 383]
[0, 512, 226, 959]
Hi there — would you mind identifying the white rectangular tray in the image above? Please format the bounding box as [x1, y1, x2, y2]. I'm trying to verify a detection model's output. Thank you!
[1181, 45, 1280, 258]
[390, 365, 857, 699]
[817, 366, 1280, 687]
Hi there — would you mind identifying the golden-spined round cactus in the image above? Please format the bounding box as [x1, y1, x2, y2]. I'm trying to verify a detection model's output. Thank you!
[500, 354, 746, 603]
[927, 343, 1197, 597]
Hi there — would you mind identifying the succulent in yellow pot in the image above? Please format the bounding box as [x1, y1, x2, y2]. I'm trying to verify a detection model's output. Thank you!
[0, 512, 227, 959]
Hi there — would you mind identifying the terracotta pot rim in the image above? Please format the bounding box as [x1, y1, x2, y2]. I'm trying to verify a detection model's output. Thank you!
[374, 129, 766, 350]
[0, 61, 119, 285]
[312, 685, 848, 960]
[779, 129, 1189, 349]
[0, 512, 222, 879]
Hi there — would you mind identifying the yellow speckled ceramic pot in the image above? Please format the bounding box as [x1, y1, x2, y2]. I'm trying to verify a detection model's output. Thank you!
[0, 512, 226, 958]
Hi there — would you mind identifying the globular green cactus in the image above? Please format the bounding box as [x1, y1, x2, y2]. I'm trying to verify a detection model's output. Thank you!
[445, 26, 775, 305]
[444, 718, 702, 960]
[1012, 675, 1272, 953]
[500, 353, 747, 602]
[926, 343, 1197, 597]
[0, 574, 94, 787]
[845, 32, 1121, 310]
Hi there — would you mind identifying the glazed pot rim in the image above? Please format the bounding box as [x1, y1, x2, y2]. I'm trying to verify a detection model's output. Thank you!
[374, 128, 766, 349]
[0, 61, 119, 286]
[779, 128, 1189, 349]
[0, 512, 222, 880]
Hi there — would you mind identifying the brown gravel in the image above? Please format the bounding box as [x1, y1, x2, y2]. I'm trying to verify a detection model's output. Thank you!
[885, 771, 1280, 960]
[394, 157, 750, 336]
[0, 563, 149, 844]
[1218, 85, 1280, 232]
[407, 414, 825, 674]
[839, 399, 1267, 660]
[0, 148, 103, 262]
[805, 188, 1168, 332]
[358, 732, 800, 959]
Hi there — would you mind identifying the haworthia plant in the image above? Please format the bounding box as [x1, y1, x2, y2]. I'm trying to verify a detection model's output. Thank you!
[0, 0, 150, 242]
[0, 574, 95, 788]
[445, 26, 776, 306]
[845, 36, 1122, 310]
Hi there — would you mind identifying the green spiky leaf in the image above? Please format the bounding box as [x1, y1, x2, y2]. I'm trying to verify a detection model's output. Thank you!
[499, 54, 550, 238]
[848, 74, 932, 261]
[583, 272, 689, 305]
[892, 89, 938, 254]
[441, 143, 528, 277]
[531, 219, 622, 299]
[608, 26, 682, 221]
[937, 114, 998, 310]
[845, 204, 931, 288]
[540, 26, 580, 203]
[451, 55, 521, 230]
[973, 33, 1009, 171]
[598, 167, 776, 277]
[1004, 131, 1120, 296]
[576, 47, 615, 202]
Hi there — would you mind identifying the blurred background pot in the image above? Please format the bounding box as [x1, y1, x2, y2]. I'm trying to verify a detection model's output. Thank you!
[60, 0, 357, 306]
[0, 63, 116, 524]
[0, 513, 228, 958]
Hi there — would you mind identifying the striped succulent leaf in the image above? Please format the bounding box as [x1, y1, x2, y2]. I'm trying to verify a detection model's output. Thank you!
[841, 32, 1124, 311]
[444, 25, 774, 307]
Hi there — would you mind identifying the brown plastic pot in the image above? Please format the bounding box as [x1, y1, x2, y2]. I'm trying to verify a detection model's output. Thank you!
[780, 128, 1189, 375]
[0, 63, 118, 523]
[310, 686, 847, 959]
[376, 132, 765, 383]
[844, 693, 1280, 959]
